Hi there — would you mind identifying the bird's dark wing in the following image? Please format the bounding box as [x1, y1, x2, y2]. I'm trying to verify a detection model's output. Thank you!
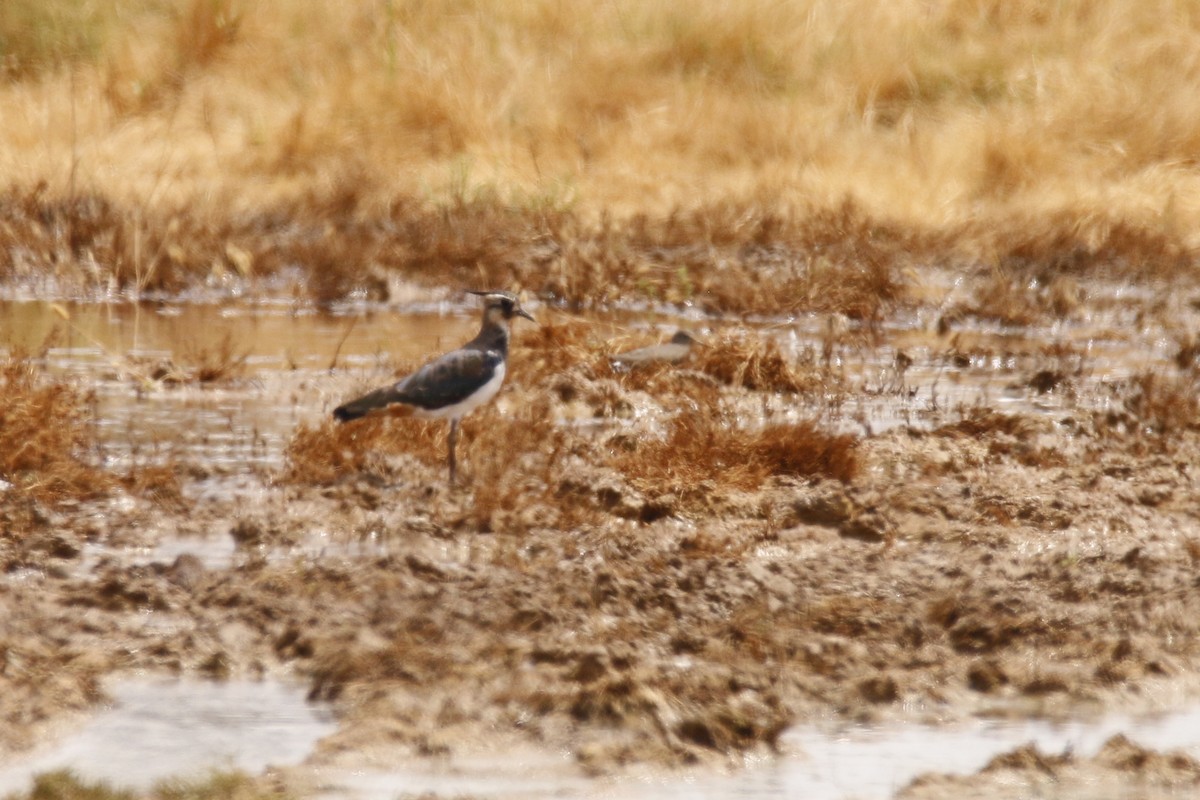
[333, 348, 502, 421]
[393, 348, 502, 410]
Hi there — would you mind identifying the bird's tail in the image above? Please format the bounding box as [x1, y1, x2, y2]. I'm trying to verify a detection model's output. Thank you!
[333, 386, 409, 422]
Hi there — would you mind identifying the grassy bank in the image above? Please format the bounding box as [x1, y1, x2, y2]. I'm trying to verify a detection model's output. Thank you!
[3, 1, 1200, 220]
[1, 0, 1198, 305]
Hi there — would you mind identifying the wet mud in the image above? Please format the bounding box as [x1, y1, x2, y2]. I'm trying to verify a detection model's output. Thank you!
[2, 283, 1200, 797]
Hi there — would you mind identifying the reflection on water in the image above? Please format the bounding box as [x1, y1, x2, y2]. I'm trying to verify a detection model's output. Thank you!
[0, 678, 336, 795]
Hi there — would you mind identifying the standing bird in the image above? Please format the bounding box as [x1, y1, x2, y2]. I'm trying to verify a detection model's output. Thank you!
[332, 291, 535, 485]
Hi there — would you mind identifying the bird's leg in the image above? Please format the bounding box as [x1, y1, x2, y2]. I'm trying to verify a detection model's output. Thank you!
[447, 419, 460, 486]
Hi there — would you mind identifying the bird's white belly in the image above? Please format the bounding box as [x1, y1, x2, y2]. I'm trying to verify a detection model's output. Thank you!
[413, 361, 506, 420]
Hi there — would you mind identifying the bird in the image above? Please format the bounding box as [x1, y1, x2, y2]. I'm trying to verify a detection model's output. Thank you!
[610, 329, 697, 369]
[332, 290, 535, 485]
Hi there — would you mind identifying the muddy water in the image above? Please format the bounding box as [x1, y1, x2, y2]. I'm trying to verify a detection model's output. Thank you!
[0, 677, 335, 795]
[0, 299, 470, 470]
[6, 684, 1199, 800]
[0, 298, 1163, 469]
[320, 707, 1200, 798]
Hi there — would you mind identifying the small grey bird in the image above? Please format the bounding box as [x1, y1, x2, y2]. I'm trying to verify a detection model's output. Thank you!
[333, 291, 535, 485]
[610, 329, 697, 368]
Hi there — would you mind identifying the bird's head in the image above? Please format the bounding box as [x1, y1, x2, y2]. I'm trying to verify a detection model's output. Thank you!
[670, 330, 698, 346]
[469, 290, 536, 324]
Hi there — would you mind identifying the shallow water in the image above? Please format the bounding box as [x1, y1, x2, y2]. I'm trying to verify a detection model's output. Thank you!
[0, 677, 336, 795]
[0, 298, 474, 471]
[0, 297, 1167, 472]
[316, 706, 1200, 800]
[4, 675, 1199, 800]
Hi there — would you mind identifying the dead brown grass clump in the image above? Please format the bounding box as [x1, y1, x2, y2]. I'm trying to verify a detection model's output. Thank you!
[1110, 372, 1200, 438]
[0, 184, 934, 317]
[269, 194, 928, 318]
[933, 408, 1068, 469]
[0, 355, 112, 508]
[979, 211, 1196, 282]
[177, 333, 250, 383]
[936, 409, 1033, 440]
[261, 193, 560, 306]
[964, 270, 1087, 327]
[283, 415, 444, 486]
[283, 393, 585, 533]
[458, 396, 590, 533]
[120, 463, 185, 509]
[582, 199, 922, 319]
[691, 331, 831, 393]
[615, 411, 859, 498]
[509, 318, 611, 387]
[0, 187, 230, 295]
[955, 212, 1197, 325]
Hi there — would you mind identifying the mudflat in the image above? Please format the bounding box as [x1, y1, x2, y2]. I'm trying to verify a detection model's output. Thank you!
[4, 3, 1200, 797]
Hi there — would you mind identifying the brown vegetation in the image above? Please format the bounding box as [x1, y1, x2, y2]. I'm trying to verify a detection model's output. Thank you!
[1100, 371, 1200, 446]
[0, 354, 111, 509]
[615, 412, 859, 498]
[690, 330, 833, 393]
[9, 0, 1200, 790]
[283, 415, 444, 487]
[2, 1, 1199, 318]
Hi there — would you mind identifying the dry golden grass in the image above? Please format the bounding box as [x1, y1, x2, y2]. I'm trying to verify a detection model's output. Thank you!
[0, 0, 126, 79]
[0, 354, 113, 507]
[2, 0, 1199, 308]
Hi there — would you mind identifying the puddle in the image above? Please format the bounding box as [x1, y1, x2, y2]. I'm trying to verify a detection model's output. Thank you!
[315, 707, 1200, 800]
[3, 677, 1198, 800]
[70, 529, 397, 579]
[0, 677, 336, 795]
[0, 297, 1183, 471]
[757, 710, 1200, 800]
[0, 299, 471, 471]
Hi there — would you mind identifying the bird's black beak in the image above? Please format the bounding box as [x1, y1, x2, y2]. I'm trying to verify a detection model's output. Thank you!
[516, 307, 536, 323]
